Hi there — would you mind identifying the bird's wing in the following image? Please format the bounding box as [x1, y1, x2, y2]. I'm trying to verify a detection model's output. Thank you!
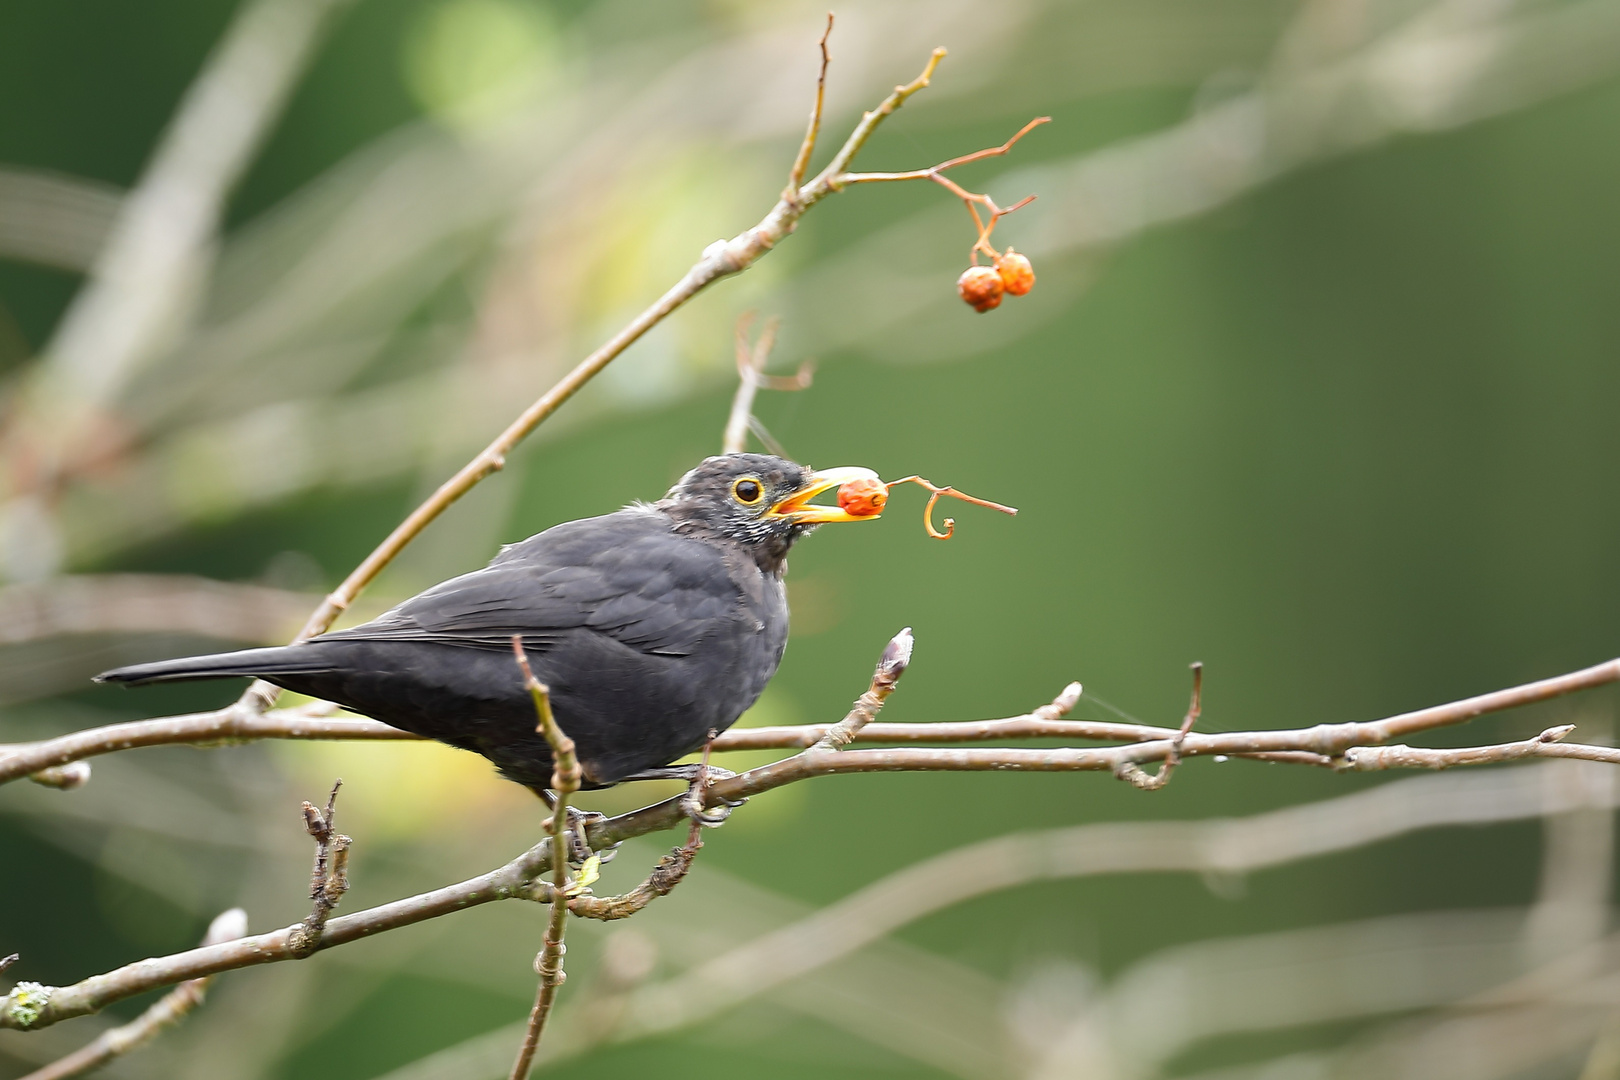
[322, 512, 740, 657]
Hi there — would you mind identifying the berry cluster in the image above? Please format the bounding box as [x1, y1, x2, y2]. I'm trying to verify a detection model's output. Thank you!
[957, 249, 1035, 313]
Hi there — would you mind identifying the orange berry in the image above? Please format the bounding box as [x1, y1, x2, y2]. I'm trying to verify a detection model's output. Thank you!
[957, 265, 1004, 313]
[838, 477, 888, 517]
[995, 248, 1035, 296]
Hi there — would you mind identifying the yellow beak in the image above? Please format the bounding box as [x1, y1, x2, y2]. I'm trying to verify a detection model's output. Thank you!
[764, 466, 884, 524]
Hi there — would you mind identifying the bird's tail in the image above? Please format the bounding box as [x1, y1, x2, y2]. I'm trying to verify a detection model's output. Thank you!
[96, 645, 328, 687]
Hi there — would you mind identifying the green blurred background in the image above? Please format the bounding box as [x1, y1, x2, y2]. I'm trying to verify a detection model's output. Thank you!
[3, 0, 1620, 1077]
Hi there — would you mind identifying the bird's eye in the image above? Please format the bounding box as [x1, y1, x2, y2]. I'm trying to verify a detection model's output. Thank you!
[733, 478, 764, 505]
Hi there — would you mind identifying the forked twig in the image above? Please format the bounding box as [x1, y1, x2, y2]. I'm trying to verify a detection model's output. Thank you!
[842, 115, 1051, 260]
[287, 779, 351, 958]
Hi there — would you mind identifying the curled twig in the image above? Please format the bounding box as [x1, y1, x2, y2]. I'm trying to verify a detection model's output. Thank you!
[1114, 662, 1203, 790]
[883, 476, 1018, 540]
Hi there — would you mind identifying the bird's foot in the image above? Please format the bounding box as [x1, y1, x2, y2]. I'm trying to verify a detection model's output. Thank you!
[542, 804, 615, 866]
[681, 765, 746, 828]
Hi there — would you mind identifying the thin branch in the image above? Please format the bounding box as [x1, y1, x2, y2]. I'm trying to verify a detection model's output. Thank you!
[841, 114, 1050, 259]
[509, 639, 584, 1080]
[10, 657, 1620, 788]
[11, 657, 1620, 1029]
[0, 702, 411, 787]
[18, 909, 248, 1080]
[782, 13, 834, 198]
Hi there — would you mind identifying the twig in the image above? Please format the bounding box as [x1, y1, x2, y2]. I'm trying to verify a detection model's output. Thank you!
[720, 314, 812, 455]
[814, 628, 914, 749]
[1113, 661, 1202, 790]
[782, 13, 834, 199]
[287, 780, 350, 958]
[11, 657, 1620, 1029]
[0, 955, 16, 975]
[19, 909, 248, 1080]
[1338, 725, 1591, 771]
[509, 639, 584, 1080]
[841, 115, 1050, 260]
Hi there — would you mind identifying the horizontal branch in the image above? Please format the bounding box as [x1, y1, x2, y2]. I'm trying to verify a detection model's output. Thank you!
[0, 703, 410, 787]
[8, 656, 1620, 1029]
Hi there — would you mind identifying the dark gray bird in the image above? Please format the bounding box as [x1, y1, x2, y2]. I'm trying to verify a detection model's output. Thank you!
[97, 455, 880, 793]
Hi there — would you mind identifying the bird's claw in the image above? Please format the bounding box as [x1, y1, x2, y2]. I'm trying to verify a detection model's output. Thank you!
[680, 773, 746, 828]
[560, 806, 616, 866]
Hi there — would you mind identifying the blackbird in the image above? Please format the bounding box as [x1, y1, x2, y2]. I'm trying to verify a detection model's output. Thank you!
[97, 454, 881, 793]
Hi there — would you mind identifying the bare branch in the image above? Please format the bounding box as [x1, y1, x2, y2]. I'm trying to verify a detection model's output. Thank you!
[1339, 724, 1620, 770]
[11, 656, 1620, 1030]
[606, 656, 1620, 833]
[0, 702, 411, 788]
[18, 909, 248, 1080]
[841, 114, 1050, 259]
[782, 13, 834, 199]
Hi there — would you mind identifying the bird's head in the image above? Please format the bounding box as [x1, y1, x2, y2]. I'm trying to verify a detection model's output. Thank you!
[659, 453, 881, 569]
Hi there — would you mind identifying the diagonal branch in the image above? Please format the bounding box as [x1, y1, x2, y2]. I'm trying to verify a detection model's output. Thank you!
[275, 35, 953, 661]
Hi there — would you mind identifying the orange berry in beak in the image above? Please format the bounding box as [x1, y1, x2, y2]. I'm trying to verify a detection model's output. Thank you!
[957, 265, 1004, 312]
[837, 477, 889, 517]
